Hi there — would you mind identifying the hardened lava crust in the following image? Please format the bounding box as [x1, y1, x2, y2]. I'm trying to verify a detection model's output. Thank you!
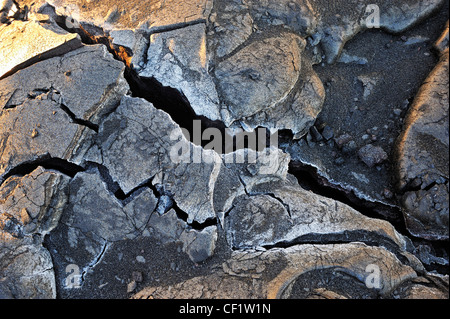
[0, 0, 448, 299]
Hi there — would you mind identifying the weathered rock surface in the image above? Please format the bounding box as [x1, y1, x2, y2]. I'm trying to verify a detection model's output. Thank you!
[62, 167, 157, 242]
[0, 19, 82, 78]
[214, 32, 324, 135]
[435, 20, 449, 53]
[392, 274, 449, 299]
[139, 23, 221, 121]
[215, 34, 302, 120]
[132, 243, 421, 299]
[89, 95, 222, 224]
[0, 0, 448, 300]
[0, 167, 68, 241]
[211, 0, 445, 64]
[19, 0, 444, 139]
[226, 182, 409, 253]
[0, 167, 68, 298]
[395, 49, 449, 240]
[50, 166, 217, 265]
[0, 44, 129, 181]
[0, 242, 56, 298]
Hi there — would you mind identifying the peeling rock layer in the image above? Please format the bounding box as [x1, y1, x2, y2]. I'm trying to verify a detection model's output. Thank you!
[395, 48, 449, 240]
[0, 0, 448, 299]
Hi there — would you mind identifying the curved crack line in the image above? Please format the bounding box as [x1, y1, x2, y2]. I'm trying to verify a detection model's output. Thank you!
[80, 241, 109, 283]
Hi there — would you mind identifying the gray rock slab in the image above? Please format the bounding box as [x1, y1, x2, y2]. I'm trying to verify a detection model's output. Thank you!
[0, 44, 129, 180]
[0, 242, 56, 298]
[0, 167, 69, 299]
[227, 182, 409, 253]
[24, 0, 213, 31]
[132, 243, 420, 299]
[214, 32, 323, 135]
[139, 23, 221, 121]
[92, 96, 222, 224]
[63, 168, 157, 242]
[0, 19, 82, 78]
[395, 50, 449, 240]
[0, 167, 68, 240]
[0, 44, 129, 124]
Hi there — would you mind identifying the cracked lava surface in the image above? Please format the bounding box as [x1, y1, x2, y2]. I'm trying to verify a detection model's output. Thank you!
[0, 0, 448, 299]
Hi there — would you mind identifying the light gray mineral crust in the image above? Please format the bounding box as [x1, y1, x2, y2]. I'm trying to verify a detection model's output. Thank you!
[395, 49, 449, 240]
[0, 44, 129, 180]
[0, 19, 82, 78]
[132, 243, 420, 299]
[92, 96, 222, 224]
[0, 167, 68, 298]
[140, 23, 221, 121]
[227, 183, 408, 251]
[0, 0, 448, 300]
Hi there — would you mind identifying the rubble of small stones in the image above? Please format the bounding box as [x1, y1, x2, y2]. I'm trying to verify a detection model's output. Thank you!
[0, 0, 448, 299]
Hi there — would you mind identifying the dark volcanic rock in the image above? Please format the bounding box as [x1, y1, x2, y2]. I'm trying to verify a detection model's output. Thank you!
[358, 144, 388, 168]
[0, 0, 448, 300]
[395, 47, 449, 240]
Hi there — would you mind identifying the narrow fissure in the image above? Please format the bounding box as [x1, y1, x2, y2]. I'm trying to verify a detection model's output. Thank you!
[59, 103, 99, 132]
[150, 182, 218, 231]
[288, 160, 404, 228]
[86, 162, 152, 206]
[80, 242, 109, 283]
[86, 161, 218, 231]
[260, 231, 410, 261]
[0, 156, 85, 186]
[51, 7, 276, 154]
[288, 160, 449, 275]
[50, 9, 228, 150]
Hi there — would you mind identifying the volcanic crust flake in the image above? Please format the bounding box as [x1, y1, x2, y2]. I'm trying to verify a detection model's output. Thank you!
[0, 0, 448, 299]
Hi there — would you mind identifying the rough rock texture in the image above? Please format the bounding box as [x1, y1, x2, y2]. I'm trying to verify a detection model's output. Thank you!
[0, 0, 448, 300]
[0, 167, 67, 240]
[0, 243, 56, 298]
[0, 44, 129, 181]
[89, 95, 223, 224]
[0, 167, 68, 298]
[395, 49, 449, 240]
[62, 167, 157, 242]
[279, 7, 450, 226]
[434, 20, 449, 53]
[227, 182, 408, 252]
[214, 32, 324, 135]
[132, 243, 420, 299]
[139, 23, 221, 121]
[392, 274, 449, 299]
[0, 19, 82, 78]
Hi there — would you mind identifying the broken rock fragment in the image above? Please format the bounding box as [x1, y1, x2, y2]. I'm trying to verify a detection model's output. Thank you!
[0, 44, 129, 181]
[215, 32, 325, 136]
[358, 144, 388, 168]
[0, 166, 68, 241]
[133, 243, 421, 299]
[0, 167, 69, 299]
[0, 242, 56, 299]
[92, 96, 222, 225]
[227, 181, 409, 254]
[62, 167, 157, 242]
[0, 19, 82, 78]
[139, 23, 221, 121]
[395, 49, 449, 240]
